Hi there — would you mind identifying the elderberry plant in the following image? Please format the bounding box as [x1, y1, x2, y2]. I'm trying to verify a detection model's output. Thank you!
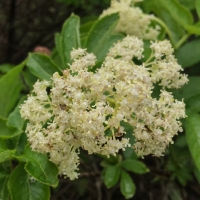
[1, 0, 200, 199]
[20, 35, 187, 180]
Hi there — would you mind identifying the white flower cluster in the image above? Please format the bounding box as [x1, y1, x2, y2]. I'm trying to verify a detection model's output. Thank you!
[149, 40, 188, 88]
[20, 36, 188, 180]
[100, 0, 160, 40]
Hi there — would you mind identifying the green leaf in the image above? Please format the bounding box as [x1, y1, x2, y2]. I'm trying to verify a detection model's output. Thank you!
[0, 117, 22, 139]
[194, 167, 200, 183]
[0, 64, 14, 74]
[173, 77, 200, 100]
[8, 163, 50, 200]
[104, 165, 120, 188]
[159, 0, 193, 27]
[0, 62, 25, 118]
[0, 139, 7, 150]
[185, 111, 200, 170]
[150, 0, 185, 44]
[14, 132, 27, 156]
[100, 154, 120, 165]
[121, 121, 135, 145]
[0, 176, 10, 200]
[54, 33, 63, 66]
[85, 13, 121, 62]
[179, 0, 195, 10]
[6, 97, 26, 130]
[168, 186, 182, 200]
[23, 145, 59, 187]
[120, 159, 149, 174]
[27, 53, 60, 80]
[186, 94, 200, 112]
[196, 0, 200, 19]
[80, 19, 97, 47]
[120, 170, 136, 199]
[60, 14, 80, 69]
[0, 165, 9, 180]
[175, 39, 200, 68]
[184, 23, 200, 34]
[51, 47, 63, 69]
[21, 68, 38, 90]
[80, 20, 96, 38]
[0, 150, 16, 163]
[123, 147, 138, 160]
[176, 168, 192, 186]
[164, 18, 184, 46]
[121, 121, 138, 159]
[100, 34, 124, 61]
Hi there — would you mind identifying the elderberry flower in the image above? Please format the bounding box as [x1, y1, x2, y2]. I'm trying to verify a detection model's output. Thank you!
[149, 40, 188, 88]
[20, 36, 187, 180]
[100, 0, 160, 40]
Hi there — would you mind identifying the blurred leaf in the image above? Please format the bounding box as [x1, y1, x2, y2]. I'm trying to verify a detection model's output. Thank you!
[120, 121, 138, 159]
[168, 186, 182, 200]
[121, 121, 138, 159]
[120, 159, 149, 174]
[27, 53, 59, 80]
[150, 0, 185, 44]
[99, 154, 120, 165]
[0, 117, 22, 139]
[99, 34, 124, 61]
[168, 145, 193, 186]
[123, 147, 138, 160]
[60, 14, 80, 69]
[0, 150, 16, 163]
[0, 139, 8, 151]
[121, 121, 134, 145]
[80, 20, 96, 39]
[175, 39, 200, 68]
[23, 145, 59, 187]
[51, 48, 63, 69]
[196, 0, 200, 19]
[0, 62, 24, 118]
[100, 160, 110, 168]
[0, 64, 14, 74]
[21, 68, 37, 90]
[85, 13, 122, 62]
[185, 111, 200, 170]
[54, 33, 64, 68]
[14, 132, 27, 156]
[72, 178, 89, 196]
[104, 164, 120, 188]
[142, 0, 157, 13]
[142, 40, 152, 62]
[159, 0, 193, 27]
[159, 11, 184, 45]
[186, 94, 200, 112]
[8, 163, 50, 200]
[0, 176, 9, 200]
[174, 134, 187, 147]
[0, 164, 9, 179]
[80, 16, 98, 47]
[194, 167, 200, 183]
[177, 170, 192, 186]
[184, 23, 200, 34]
[120, 170, 136, 199]
[169, 143, 192, 169]
[178, 0, 195, 10]
[6, 97, 26, 130]
[173, 76, 200, 100]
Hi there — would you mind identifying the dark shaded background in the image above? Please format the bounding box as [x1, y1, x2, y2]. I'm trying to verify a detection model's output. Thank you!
[0, 0, 109, 65]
